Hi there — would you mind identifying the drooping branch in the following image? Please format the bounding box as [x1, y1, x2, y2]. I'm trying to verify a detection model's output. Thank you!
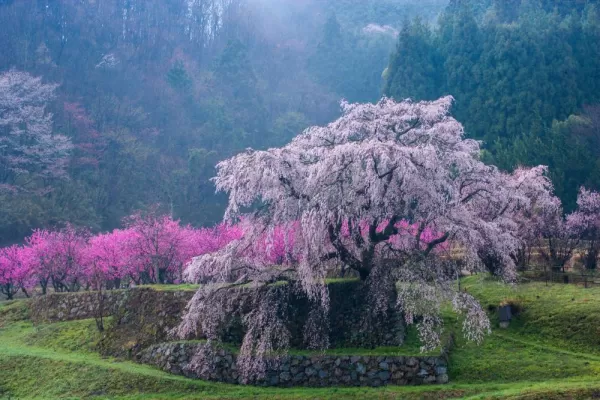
[327, 222, 361, 270]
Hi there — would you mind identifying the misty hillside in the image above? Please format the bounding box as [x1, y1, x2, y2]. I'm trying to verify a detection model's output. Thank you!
[1, 0, 599, 243]
[0, 0, 448, 243]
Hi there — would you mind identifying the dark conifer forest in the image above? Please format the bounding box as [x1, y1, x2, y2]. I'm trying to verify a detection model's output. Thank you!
[385, 0, 600, 210]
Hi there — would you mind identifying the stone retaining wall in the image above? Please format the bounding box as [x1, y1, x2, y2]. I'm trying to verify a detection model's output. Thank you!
[30, 290, 127, 323]
[100, 288, 195, 358]
[138, 342, 449, 387]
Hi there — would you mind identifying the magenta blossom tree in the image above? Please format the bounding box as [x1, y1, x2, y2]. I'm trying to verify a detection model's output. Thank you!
[124, 211, 197, 284]
[26, 229, 55, 294]
[83, 229, 136, 331]
[0, 245, 35, 300]
[26, 225, 90, 293]
[178, 96, 556, 380]
[84, 229, 134, 289]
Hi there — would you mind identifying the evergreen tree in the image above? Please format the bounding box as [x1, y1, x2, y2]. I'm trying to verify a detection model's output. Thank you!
[384, 18, 442, 101]
[384, 0, 600, 208]
[308, 14, 349, 97]
[440, 5, 482, 124]
[167, 61, 192, 91]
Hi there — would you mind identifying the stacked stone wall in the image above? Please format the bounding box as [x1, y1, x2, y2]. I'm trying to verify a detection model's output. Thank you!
[139, 342, 450, 387]
[30, 290, 127, 323]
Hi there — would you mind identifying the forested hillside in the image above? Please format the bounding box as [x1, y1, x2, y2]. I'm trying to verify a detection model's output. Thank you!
[0, 0, 448, 244]
[2, 0, 600, 243]
[384, 0, 600, 209]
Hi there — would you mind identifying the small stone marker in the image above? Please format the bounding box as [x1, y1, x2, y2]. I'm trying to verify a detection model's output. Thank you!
[499, 304, 512, 328]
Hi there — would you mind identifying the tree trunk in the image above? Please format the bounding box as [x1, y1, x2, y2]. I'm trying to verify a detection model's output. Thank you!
[155, 262, 161, 284]
[585, 246, 598, 270]
[2, 285, 13, 300]
[357, 247, 376, 281]
[94, 289, 105, 332]
[358, 268, 370, 281]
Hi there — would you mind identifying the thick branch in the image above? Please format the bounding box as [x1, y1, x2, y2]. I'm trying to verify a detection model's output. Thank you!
[370, 215, 401, 243]
[423, 232, 450, 257]
[279, 176, 310, 201]
[461, 188, 491, 204]
[393, 118, 421, 141]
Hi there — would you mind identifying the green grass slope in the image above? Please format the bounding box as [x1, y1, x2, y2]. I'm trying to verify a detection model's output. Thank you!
[1, 277, 600, 399]
[463, 275, 600, 352]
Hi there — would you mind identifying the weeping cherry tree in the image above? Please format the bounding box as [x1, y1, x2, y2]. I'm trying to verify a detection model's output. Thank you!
[178, 96, 557, 381]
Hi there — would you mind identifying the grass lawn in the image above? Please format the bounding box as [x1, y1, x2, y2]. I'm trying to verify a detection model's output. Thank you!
[462, 274, 600, 353]
[2, 276, 600, 399]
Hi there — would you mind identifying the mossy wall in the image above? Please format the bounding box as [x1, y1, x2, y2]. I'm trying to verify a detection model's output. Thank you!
[99, 288, 194, 357]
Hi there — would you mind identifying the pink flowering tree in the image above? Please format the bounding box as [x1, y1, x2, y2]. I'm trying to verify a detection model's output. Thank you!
[528, 191, 587, 274]
[567, 188, 600, 270]
[0, 245, 34, 300]
[53, 226, 90, 292]
[26, 229, 57, 294]
[85, 229, 133, 290]
[27, 225, 90, 293]
[485, 167, 563, 272]
[83, 229, 135, 331]
[0, 70, 72, 193]
[178, 96, 556, 380]
[124, 211, 193, 284]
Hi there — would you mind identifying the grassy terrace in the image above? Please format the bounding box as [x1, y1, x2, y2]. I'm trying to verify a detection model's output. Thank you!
[137, 277, 362, 292]
[136, 284, 201, 292]
[1, 276, 600, 399]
